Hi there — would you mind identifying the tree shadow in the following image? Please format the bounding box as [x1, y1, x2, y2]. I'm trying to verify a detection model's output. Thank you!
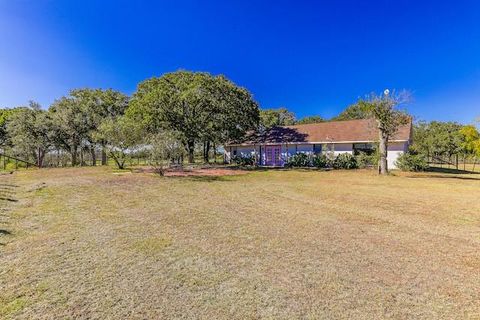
[173, 175, 236, 182]
[426, 167, 479, 175]
[234, 127, 309, 144]
[407, 175, 480, 181]
[0, 184, 19, 188]
[0, 197, 18, 202]
[0, 229, 11, 236]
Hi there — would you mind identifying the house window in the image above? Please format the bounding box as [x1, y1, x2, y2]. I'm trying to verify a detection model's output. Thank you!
[232, 149, 237, 156]
[313, 144, 322, 154]
[353, 143, 375, 155]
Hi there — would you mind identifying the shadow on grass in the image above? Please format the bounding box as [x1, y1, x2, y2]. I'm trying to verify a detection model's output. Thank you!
[0, 183, 19, 188]
[167, 175, 237, 183]
[0, 229, 11, 246]
[426, 167, 479, 175]
[0, 197, 18, 202]
[0, 229, 11, 236]
[407, 175, 480, 181]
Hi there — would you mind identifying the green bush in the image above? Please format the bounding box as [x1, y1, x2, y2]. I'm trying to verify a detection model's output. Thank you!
[232, 155, 255, 166]
[312, 154, 331, 168]
[355, 151, 377, 169]
[286, 153, 311, 167]
[395, 152, 428, 172]
[333, 153, 358, 169]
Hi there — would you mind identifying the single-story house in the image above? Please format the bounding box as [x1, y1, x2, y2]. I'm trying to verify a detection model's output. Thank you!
[224, 118, 412, 169]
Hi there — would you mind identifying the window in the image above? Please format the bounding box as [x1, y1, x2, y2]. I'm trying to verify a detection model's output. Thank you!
[353, 143, 375, 155]
[313, 144, 322, 154]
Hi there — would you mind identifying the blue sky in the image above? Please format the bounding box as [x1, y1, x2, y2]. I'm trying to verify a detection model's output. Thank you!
[0, 0, 479, 124]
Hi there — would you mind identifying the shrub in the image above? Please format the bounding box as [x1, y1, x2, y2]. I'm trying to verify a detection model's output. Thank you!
[395, 152, 428, 172]
[333, 153, 358, 169]
[355, 151, 377, 169]
[232, 155, 255, 166]
[312, 154, 331, 168]
[286, 153, 311, 167]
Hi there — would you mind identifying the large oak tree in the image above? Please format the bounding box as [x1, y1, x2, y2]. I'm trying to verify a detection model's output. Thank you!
[128, 71, 260, 163]
[49, 89, 128, 166]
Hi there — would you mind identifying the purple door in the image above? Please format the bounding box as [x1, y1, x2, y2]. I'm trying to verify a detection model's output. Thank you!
[265, 145, 282, 166]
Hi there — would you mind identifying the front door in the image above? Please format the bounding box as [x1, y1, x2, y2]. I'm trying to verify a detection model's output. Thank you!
[265, 145, 282, 166]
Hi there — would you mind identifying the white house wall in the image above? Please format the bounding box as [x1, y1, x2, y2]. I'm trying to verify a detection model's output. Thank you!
[225, 141, 409, 169]
[330, 143, 353, 155]
[387, 141, 409, 169]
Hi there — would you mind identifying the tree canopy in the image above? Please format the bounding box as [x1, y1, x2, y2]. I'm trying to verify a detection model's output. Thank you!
[259, 108, 296, 128]
[332, 103, 369, 121]
[7, 102, 52, 167]
[0, 108, 17, 148]
[49, 88, 129, 166]
[411, 121, 463, 160]
[296, 115, 325, 125]
[128, 71, 260, 163]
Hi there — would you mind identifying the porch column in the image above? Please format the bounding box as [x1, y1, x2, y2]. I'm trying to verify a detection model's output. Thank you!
[285, 143, 289, 163]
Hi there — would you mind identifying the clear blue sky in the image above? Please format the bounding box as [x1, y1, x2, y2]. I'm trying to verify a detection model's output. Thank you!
[1, 0, 479, 123]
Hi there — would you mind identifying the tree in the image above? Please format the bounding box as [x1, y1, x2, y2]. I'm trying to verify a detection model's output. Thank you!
[7, 102, 52, 167]
[49, 95, 90, 166]
[296, 115, 325, 124]
[359, 91, 410, 175]
[0, 108, 20, 148]
[411, 121, 463, 164]
[259, 108, 296, 128]
[77, 89, 129, 165]
[94, 116, 143, 169]
[459, 125, 480, 171]
[149, 130, 185, 175]
[332, 103, 369, 121]
[128, 71, 259, 163]
[49, 89, 129, 166]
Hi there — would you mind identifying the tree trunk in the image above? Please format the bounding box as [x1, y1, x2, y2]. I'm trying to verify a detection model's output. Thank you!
[473, 156, 477, 172]
[89, 147, 95, 166]
[204, 141, 210, 163]
[71, 145, 78, 166]
[187, 140, 195, 164]
[80, 150, 84, 166]
[37, 148, 45, 168]
[213, 143, 217, 164]
[110, 152, 124, 169]
[378, 130, 388, 175]
[101, 149, 107, 166]
[100, 143, 107, 166]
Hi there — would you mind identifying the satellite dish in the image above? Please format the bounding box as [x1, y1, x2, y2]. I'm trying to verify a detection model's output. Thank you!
[384, 89, 390, 96]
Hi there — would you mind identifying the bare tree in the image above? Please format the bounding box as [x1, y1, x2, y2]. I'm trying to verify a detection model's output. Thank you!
[359, 90, 411, 175]
[149, 131, 185, 176]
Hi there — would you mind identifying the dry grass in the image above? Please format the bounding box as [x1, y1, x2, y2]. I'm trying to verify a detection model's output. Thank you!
[1, 167, 479, 319]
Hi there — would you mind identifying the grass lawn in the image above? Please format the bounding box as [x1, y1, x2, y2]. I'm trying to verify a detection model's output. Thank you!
[1, 167, 479, 319]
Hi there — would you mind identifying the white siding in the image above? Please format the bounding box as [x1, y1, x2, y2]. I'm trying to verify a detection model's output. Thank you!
[387, 141, 409, 169]
[224, 145, 258, 162]
[295, 144, 314, 153]
[225, 141, 409, 169]
[331, 143, 353, 156]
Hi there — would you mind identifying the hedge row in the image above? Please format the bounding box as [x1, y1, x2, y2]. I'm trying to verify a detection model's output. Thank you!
[232, 151, 377, 170]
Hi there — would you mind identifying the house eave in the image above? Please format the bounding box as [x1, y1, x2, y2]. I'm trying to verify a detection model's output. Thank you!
[225, 139, 409, 147]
